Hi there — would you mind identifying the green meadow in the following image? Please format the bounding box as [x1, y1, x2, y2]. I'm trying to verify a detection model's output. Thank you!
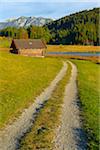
[0, 37, 11, 48]
[0, 51, 62, 128]
[71, 59, 100, 149]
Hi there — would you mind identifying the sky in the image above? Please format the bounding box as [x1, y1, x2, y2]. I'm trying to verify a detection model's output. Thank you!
[0, 0, 99, 22]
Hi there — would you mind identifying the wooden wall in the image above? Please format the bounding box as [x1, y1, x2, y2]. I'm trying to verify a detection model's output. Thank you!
[18, 49, 44, 57]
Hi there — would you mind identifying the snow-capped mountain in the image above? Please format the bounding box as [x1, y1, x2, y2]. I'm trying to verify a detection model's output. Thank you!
[0, 16, 53, 29]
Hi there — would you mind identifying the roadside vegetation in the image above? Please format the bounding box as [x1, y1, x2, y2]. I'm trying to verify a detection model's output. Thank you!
[0, 51, 62, 128]
[18, 63, 71, 150]
[71, 59, 99, 149]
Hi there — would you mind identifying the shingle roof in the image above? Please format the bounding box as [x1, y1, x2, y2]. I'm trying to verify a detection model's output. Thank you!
[10, 39, 47, 49]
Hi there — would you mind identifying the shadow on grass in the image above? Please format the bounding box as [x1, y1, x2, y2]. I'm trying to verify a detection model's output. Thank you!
[73, 127, 87, 150]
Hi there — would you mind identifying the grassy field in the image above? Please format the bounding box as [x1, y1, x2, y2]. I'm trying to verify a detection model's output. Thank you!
[0, 39, 99, 149]
[19, 63, 71, 150]
[0, 51, 62, 128]
[71, 59, 100, 149]
[0, 37, 11, 48]
[47, 45, 100, 52]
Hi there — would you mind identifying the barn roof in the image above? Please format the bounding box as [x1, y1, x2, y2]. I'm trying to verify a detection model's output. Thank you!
[10, 39, 47, 49]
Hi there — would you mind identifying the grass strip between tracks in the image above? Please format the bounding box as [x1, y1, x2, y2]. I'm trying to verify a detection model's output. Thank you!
[19, 62, 71, 150]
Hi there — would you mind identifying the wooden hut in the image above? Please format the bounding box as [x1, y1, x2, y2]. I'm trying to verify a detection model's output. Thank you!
[10, 39, 46, 57]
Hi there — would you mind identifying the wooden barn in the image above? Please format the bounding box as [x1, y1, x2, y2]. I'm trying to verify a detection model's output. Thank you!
[10, 39, 47, 57]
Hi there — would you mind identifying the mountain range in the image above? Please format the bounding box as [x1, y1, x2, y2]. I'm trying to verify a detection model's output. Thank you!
[0, 16, 52, 29]
[0, 8, 99, 45]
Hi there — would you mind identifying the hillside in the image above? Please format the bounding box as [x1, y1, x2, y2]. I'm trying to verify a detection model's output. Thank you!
[0, 16, 52, 29]
[45, 8, 99, 45]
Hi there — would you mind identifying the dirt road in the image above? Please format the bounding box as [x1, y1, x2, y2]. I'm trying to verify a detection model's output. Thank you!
[53, 61, 87, 150]
[0, 62, 67, 150]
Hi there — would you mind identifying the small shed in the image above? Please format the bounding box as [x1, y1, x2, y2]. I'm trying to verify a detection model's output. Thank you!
[10, 39, 47, 57]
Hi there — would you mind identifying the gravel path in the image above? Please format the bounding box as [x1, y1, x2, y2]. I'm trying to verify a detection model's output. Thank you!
[53, 61, 87, 150]
[0, 62, 67, 150]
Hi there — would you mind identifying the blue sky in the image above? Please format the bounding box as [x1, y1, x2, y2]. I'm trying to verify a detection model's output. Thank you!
[0, 0, 99, 22]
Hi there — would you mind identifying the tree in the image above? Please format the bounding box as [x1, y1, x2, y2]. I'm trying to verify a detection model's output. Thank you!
[17, 28, 28, 39]
[29, 26, 51, 43]
[45, 8, 99, 45]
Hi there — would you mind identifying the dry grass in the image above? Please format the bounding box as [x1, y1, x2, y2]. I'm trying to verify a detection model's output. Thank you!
[46, 45, 100, 63]
[0, 48, 10, 51]
[46, 54, 100, 63]
[47, 45, 100, 52]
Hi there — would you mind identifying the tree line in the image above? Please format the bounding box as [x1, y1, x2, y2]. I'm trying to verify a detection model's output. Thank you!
[0, 26, 51, 43]
[0, 8, 99, 45]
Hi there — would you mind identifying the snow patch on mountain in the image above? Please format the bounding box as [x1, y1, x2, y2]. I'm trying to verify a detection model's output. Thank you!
[0, 16, 52, 29]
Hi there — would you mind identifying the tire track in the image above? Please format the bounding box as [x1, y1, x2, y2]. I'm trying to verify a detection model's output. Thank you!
[0, 62, 67, 150]
[53, 61, 87, 150]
